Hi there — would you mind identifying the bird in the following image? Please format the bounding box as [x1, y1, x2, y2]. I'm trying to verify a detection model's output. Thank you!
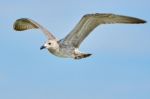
[13, 13, 146, 59]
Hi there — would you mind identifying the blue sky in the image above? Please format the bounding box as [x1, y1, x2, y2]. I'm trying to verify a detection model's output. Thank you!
[0, 0, 150, 99]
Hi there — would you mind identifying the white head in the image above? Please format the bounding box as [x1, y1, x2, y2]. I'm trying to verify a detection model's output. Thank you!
[40, 40, 59, 50]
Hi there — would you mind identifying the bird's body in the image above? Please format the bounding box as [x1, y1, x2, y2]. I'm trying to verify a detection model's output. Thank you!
[48, 40, 74, 58]
[13, 13, 146, 59]
[42, 39, 91, 59]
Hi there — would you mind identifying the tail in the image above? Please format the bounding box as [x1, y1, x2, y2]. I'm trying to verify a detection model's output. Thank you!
[74, 53, 92, 59]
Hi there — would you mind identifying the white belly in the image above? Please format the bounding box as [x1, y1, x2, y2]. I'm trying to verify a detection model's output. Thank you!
[48, 48, 73, 58]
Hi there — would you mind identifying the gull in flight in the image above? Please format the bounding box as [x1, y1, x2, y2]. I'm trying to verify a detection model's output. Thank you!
[13, 13, 146, 59]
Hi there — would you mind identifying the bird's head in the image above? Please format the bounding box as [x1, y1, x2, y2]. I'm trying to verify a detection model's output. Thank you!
[40, 40, 59, 50]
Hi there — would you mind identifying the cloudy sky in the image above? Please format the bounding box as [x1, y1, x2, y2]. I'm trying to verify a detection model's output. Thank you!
[0, 0, 150, 99]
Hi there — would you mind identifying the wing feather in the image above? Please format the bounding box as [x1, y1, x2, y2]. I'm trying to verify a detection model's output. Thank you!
[13, 18, 56, 40]
[63, 13, 146, 47]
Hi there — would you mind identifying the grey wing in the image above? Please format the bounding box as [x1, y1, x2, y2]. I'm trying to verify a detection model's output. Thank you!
[13, 18, 56, 40]
[63, 13, 146, 48]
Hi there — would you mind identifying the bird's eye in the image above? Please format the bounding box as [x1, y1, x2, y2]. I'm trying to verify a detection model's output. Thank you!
[48, 43, 51, 45]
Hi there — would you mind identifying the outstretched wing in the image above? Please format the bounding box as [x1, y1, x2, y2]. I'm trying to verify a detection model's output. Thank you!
[63, 13, 146, 48]
[13, 18, 57, 40]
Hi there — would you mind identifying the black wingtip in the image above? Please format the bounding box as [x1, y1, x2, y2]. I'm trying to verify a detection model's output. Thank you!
[135, 18, 147, 24]
[139, 19, 147, 24]
[131, 19, 147, 24]
[143, 20, 147, 23]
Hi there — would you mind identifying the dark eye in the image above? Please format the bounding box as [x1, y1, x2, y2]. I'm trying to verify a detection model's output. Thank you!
[48, 43, 51, 45]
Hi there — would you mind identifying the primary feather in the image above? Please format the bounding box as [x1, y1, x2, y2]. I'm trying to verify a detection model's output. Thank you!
[14, 18, 56, 40]
[63, 13, 146, 47]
